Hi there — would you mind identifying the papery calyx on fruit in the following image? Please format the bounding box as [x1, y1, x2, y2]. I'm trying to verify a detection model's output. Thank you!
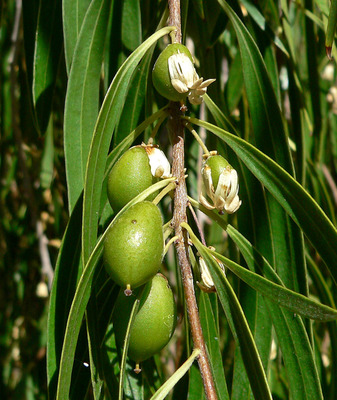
[199, 152, 242, 214]
[168, 50, 215, 105]
[197, 252, 225, 293]
[142, 144, 171, 178]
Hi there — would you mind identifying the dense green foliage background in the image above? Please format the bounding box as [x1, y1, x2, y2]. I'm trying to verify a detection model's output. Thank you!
[1, 0, 337, 399]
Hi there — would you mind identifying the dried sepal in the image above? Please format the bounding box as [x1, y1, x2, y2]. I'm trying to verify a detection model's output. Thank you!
[197, 253, 226, 293]
[142, 144, 171, 178]
[199, 152, 242, 214]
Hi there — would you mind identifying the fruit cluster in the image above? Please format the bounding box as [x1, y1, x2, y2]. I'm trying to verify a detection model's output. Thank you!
[102, 43, 241, 372]
[103, 145, 176, 370]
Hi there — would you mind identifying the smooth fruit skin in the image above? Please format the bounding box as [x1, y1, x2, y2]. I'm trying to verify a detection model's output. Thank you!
[113, 274, 176, 363]
[152, 43, 194, 102]
[107, 147, 157, 213]
[204, 155, 230, 188]
[103, 201, 164, 290]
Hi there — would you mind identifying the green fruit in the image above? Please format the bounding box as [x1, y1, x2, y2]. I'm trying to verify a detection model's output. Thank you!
[107, 146, 158, 213]
[203, 155, 230, 188]
[103, 201, 164, 292]
[113, 273, 176, 363]
[152, 43, 194, 102]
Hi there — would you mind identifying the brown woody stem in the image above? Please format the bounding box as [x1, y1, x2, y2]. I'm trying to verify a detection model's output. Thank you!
[167, 1, 218, 399]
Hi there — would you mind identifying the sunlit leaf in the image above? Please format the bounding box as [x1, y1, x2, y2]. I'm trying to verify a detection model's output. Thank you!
[183, 223, 273, 400]
[56, 178, 175, 399]
[64, 0, 112, 211]
[82, 26, 175, 264]
[150, 349, 201, 400]
[33, 0, 62, 133]
[185, 116, 337, 286]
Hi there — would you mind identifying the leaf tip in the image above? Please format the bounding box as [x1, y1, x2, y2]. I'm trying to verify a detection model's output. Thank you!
[326, 45, 333, 60]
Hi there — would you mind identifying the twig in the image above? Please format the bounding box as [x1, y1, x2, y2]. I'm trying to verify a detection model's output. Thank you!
[168, 0, 182, 43]
[184, 121, 210, 155]
[167, 1, 218, 399]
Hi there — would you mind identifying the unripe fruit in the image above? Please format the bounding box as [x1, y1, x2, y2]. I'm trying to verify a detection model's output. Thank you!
[107, 146, 158, 213]
[203, 155, 230, 189]
[103, 201, 164, 292]
[113, 273, 176, 364]
[152, 43, 194, 102]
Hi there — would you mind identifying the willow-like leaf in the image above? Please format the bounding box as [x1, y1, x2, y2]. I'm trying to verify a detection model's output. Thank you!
[82, 26, 175, 265]
[239, 0, 289, 57]
[64, 0, 112, 211]
[118, 296, 140, 400]
[150, 349, 201, 400]
[47, 194, 83, 400]
[208, 242, 337, 322]
[33, 0, 62, 133]
[56, 178, 175, 399]
[184, 116, 337, 286]
[182, 223, 273, 400]
[198, 291, 229, 400]
[184, 222, 323, 399]
[63, 0, 92, 72]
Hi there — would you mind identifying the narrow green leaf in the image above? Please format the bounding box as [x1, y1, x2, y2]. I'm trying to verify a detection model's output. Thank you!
[267, 308, 323, 400]
[122, 0, 142, 51]
[208, 237, 337, 322]
[217, 0, 293, 174]
[88, 278, 119, 399]
[307, 254, 337, 399]
[229, 227, 323, 400]
[56, 250, 103, 400]
[33, 0, 62, 133]
[218, 1, 307, 297]
[187, 198, 324, 399]
[307, 162, 336, 225]
[184, 222, 323, 400]
[47, 195, 83, 399]
[64, 0, 112, 212]
[114, 47, 152, 145]
[325, 0, 337, 52]
[124, 359, 144, 399]
[150, 349, 201, 400]
[188, 363, 206, 400]
[82, 26, 175, 265]
[239, 0, 289, 57]
[40, 118, 54, 189]
[86, 287, 105, 399]
[203, 94, 234, 132]
[198, 292, 229, 400]
[119, 297, 140, 400]
[182, 223, 273, 400]
[185, 116, 337, 286]
[63, 0, 92, 73]
[56, 178, 175, 399]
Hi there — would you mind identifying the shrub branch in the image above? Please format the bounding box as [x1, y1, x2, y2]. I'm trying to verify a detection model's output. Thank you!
[167, 1, 218, 399]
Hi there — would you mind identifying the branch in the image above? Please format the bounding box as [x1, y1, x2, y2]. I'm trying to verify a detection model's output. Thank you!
[167, 2, 218, 399]
[168, 0, 182, 43]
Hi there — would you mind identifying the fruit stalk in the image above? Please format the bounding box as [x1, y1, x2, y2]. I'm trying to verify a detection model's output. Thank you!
[167, 2, 218, 399]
